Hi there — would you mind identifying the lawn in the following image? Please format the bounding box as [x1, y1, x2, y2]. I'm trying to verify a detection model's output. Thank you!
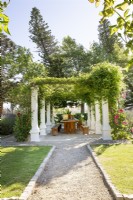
[92, 144, 133, 194]
[1, 146, 51, 198]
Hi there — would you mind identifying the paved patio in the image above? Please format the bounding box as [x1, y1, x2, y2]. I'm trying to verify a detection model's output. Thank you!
[1, 132, 102, 146]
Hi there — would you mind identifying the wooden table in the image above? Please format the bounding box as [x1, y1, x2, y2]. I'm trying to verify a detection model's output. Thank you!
[61, 119, 79, 133]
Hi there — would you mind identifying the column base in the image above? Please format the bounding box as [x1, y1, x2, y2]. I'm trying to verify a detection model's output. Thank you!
[90, 124, 95, 131]
[40, 127, 47, 135]
[46, 123, 52, 134]
[95, 125, 102, 134]
[102, 130, 112, 140]
[30, 128, 40, 142]
[90, 127, 95, 132]
[95, 129, 102, 134]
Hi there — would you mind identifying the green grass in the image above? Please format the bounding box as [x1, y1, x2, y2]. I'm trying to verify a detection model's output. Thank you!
[92, 144, 133, 194]
[1, 146, 51, 198]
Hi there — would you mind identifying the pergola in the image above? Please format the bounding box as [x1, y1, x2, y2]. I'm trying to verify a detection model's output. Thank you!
[29, 94, 106, 142]
[29, 63, 122, 142]
[30, 85, 112, 142]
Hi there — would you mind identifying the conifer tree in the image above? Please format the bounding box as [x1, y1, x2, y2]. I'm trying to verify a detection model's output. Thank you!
[29, 7, 58, 65]
[98, 19, 119, 58]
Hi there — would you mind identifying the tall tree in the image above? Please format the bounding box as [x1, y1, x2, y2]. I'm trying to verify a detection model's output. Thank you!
[29, 7, 58, 66]
[88, 0, 133, 54]
[0, 1, 10, 34]
[98, 19, 129, 67]
[1, 33, 47, 113]
[98, 19, 119, 58]
[60, 36, 91, 77]
[88, 41, 105, 65]
[0, 33, 17, 115]
[111, 43, 130, 67]
[48, 53, 66, 78]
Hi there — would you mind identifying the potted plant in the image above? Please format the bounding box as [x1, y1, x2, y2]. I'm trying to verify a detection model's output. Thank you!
[63, 109, 71, 120]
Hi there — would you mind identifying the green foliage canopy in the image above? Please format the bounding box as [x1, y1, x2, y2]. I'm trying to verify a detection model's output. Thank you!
[30, 62, 123, 107]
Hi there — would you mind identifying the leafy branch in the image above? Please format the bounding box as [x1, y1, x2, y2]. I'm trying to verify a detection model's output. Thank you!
[88, 0, 133, 54]
[0, 0, 10, 34]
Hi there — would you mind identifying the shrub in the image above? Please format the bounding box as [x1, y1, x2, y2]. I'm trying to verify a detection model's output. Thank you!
[54, 114, 63, 123]
[74, 113, 88, 121]
[112, 131, 131, 140]
[1, 115, 15, 135]
[13, 112, 31, 141]
[111, 108, 131, 140]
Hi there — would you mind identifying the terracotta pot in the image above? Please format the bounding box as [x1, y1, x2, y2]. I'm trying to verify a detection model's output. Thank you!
[63, 114, 68, 120]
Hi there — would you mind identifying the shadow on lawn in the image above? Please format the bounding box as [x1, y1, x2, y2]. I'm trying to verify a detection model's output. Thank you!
[91, 143, 121, 155]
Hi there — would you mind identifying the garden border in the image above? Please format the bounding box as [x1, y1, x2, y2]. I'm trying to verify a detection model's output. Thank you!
[1, 145, 56, 200]
[87, 144, 133, 200]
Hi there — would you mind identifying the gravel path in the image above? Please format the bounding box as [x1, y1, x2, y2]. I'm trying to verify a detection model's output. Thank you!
[27, 134, 114, 200]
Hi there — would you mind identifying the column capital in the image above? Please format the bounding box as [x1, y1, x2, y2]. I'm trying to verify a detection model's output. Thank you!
[31, 86, 39, 91]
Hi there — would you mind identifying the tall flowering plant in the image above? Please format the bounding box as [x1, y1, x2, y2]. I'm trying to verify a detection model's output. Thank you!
[111, 108, 131, 140]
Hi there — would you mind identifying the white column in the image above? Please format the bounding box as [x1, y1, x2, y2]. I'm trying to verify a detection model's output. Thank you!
[40, 98, 47, 135]
[30, 87, 40, 141]
[86, 104, 91, 127]
[102, 100, 112, 140]
[46, 102, 52, 133]
[52, 106, 55, 125]
[90, 105, 95, 132]
[95, 101, 102, 134]
[84, 103, 88, 113]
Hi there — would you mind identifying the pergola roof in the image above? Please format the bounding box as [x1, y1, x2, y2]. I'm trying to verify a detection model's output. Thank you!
[29, 62, 123, 105]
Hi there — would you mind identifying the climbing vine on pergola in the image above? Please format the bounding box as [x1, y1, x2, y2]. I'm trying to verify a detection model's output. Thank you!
[29, 62, 124, 142]
[30, 62, 123, 107]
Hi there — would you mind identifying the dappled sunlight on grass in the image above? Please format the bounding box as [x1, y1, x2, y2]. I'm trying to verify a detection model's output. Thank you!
[2, 182, 25, 197]
[92, 144, 133, 194]
[1, 146, 51, 198]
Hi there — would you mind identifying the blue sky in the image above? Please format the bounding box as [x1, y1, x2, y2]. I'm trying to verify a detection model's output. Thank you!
[5, 0, 102, 60]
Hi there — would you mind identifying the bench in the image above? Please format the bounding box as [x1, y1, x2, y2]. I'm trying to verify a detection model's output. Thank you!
[81, 125, 89, 135]
[51, 124, 61, 136]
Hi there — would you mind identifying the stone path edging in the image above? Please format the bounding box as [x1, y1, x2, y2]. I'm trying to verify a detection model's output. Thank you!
[87, 145, 133, 200]
[1, 145, 56, 200]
